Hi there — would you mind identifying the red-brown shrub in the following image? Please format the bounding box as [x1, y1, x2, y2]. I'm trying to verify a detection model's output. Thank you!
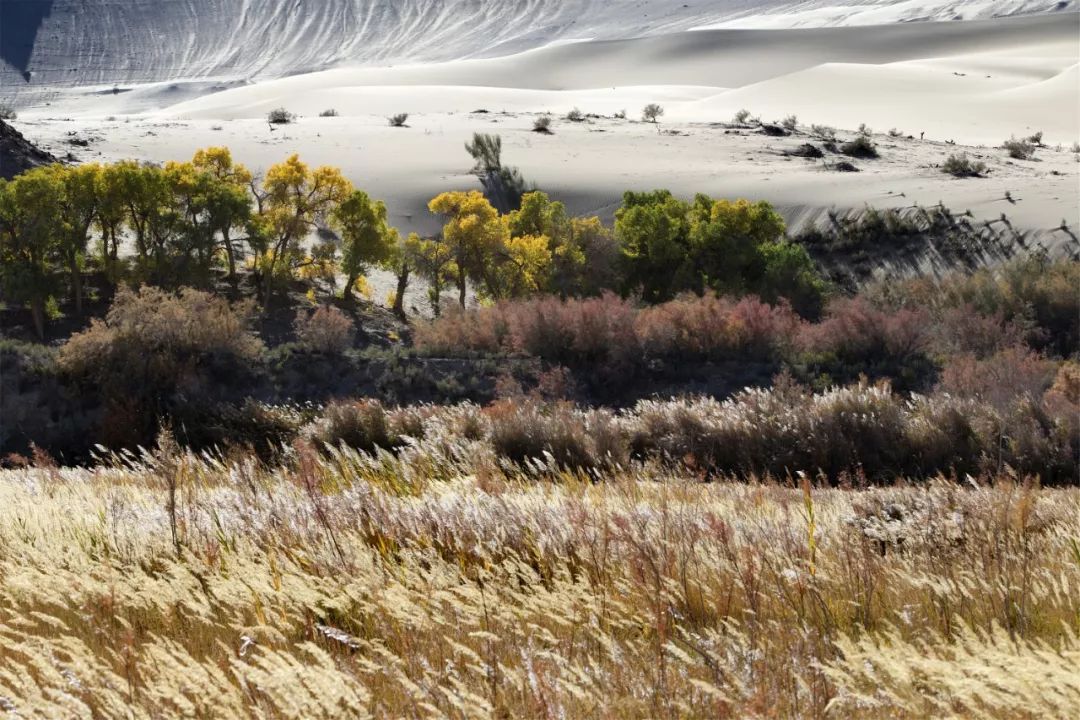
[506, 292, 638, 366]
[931, 304, 1028, 358]
[293, 305, 356, 354]
[635, 294, 800, 360]
[938, 346, 1057, 410]
[800, 297, 929, 361]
[413, 304, 509, 355]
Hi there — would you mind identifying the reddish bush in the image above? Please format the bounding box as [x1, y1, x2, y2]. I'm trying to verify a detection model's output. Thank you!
[939, 346, 1058, 410]
[506, 292, 638, 367]
[800, 297, 929, 362]
[635, 294, 800, 360]
[413, 304, 510, 356]
[931, 304, 1028, 358]
[293, 305, 356, 354]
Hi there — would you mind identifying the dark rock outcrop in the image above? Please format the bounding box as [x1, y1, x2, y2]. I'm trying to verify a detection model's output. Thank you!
[0, 119, 57, 180]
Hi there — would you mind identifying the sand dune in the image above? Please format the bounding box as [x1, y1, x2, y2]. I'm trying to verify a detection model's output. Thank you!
[102, 12, 1076, 148]
[4, 1, 1073, 103]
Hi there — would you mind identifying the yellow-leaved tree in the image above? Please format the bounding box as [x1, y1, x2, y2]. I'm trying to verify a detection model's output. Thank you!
[428, 190, 507, 307]
[191, 147, 253, 279]
[258, 154, 352, 302]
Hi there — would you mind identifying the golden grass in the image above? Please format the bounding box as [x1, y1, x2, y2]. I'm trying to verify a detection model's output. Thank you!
[1, 447, 1077, 718]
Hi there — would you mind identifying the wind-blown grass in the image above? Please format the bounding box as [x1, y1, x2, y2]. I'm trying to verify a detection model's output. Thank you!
[0, 443, 1077, 718]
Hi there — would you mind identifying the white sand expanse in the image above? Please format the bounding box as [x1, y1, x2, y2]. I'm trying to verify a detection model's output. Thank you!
[7, 10, 1079, 263]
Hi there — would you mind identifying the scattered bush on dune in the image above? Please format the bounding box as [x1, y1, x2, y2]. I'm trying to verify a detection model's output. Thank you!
[642, 103, 664, 123]
[388, 113, 409, 127]
[318, 108, 339, 117]
[841, 135, 878, 159]
[532, 115, 553, 133]
[732, 109, 753, 125]
[942, 153, 988, 177]
[1003, 136, 1036, 160]
[267, 107, 294, 124]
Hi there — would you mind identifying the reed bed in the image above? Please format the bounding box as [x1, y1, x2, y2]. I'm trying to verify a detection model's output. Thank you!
[1, 445, 1077, 718]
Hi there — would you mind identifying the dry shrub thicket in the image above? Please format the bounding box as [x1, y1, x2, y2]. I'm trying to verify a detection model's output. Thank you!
[0, 447, 1077, 718]
[293, 305, 357, 354]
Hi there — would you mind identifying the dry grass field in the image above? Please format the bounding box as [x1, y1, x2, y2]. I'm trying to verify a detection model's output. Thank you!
[1, 439, 1077, 718]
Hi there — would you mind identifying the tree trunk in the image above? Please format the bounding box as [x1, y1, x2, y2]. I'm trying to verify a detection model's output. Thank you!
[343, 272, 359, 302]
[430, 281, 442, 318]
[69, 256, 83, 315]
[29, 295, 45, 340]
[393, 266, 409, 319]
[458, 276, 467, 308]
[223, 228, 236, 279]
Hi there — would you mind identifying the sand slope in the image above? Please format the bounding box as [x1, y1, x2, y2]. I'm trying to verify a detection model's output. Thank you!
[100, 13, 1076, 147]
[4, 1, 1074, 103]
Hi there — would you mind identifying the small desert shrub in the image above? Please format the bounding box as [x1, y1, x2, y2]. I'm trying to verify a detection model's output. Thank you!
[171, 399, 305, 457]
[642, 103, 664, 123]
[781, 114, 798, 132]
[1003, 136, 1036, 160]
[733, 109, 752, 125]
[388, 113, 409, 127]
[942, 153, 988, 177]
[319, 108, 339, 117]
[565, 108, 585, 122]
[485, 398, 625, 471]
[1071, 141, 1080, 154]
[614, 109, 627, 120]
[305, 399, 400, 454]
[833, 160, 860, 172]
[888, 128, 904, 138]
[786, 143, 824, 159]
[0, 104, 16, 120]
[810, 124, 836, 140]
[841, 135, 878, 159]
[857, 123, 872, 137]
[267, 107, 294, 124]
[532, 115, 553, 133]
[293, 305, 356, 354]
[1028, 131, 1044, 146]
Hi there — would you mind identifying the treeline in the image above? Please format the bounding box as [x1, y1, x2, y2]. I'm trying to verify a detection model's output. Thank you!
[0, 150, 397, 337]
[0, 147, 827, 338]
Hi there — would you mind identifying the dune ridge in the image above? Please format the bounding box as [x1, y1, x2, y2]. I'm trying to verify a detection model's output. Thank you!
[3, 0, 1074, 104]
